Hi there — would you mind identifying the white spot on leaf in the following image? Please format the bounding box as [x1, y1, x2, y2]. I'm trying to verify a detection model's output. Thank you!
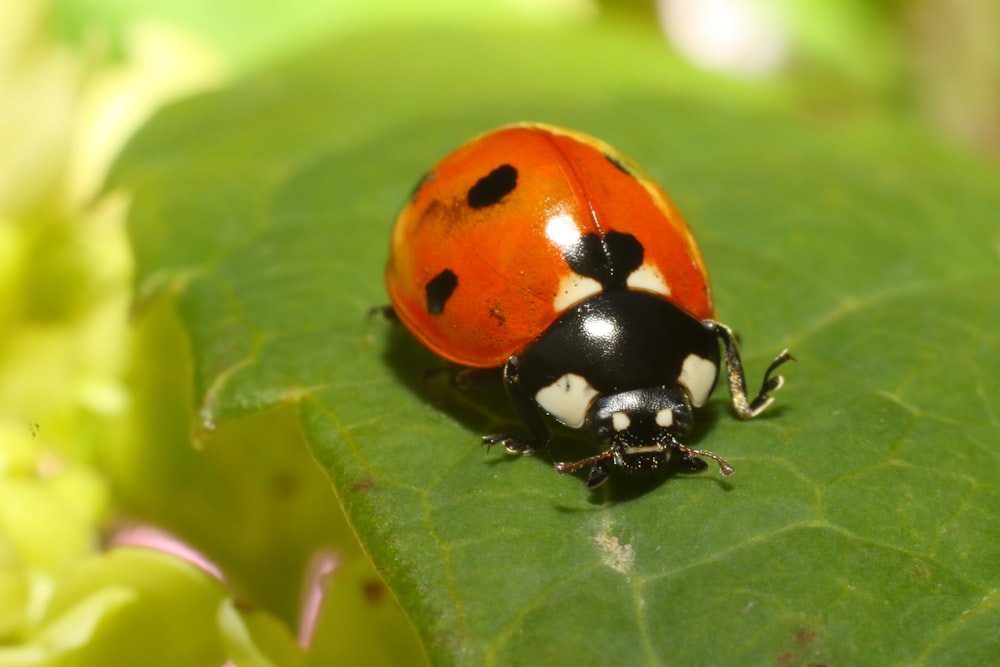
[594, 517, 634, 575]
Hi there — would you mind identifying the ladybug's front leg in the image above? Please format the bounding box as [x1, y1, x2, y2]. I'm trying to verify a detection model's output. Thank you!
[481, 356, 551, 456]
[703, 321, 794, 419]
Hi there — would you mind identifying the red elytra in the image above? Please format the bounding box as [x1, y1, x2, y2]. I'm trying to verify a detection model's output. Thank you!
[385, 123, 713, 369]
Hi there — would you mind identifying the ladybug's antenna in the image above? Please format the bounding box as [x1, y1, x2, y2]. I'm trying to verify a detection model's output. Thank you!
[557, 443, 734, 478]
[677, 444, 734, 476]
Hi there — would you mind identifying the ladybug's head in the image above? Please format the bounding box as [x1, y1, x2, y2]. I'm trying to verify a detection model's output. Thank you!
[556, 385, 733, 488]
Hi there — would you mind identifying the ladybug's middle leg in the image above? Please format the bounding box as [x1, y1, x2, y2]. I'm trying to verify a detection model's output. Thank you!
[481, 356, 551, 456]
[422, 365, 502, 387]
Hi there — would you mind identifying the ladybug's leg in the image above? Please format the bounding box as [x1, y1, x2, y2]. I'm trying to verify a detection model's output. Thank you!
[703, 321, 794, 420]
[677, 450, 709, 472]
[452, 367, 504, 387]
[554, 449, 616, 488]
[674, 442, 734, 476]
[366, 305, 398, 321]
[481, 357, 551, 456]
[423, 365, 503, 387]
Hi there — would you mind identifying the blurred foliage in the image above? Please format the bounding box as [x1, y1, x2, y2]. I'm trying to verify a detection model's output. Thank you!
[780, 0, 1000, 152]
[1, 0, 423, 664]
[1, 0, 997, 664]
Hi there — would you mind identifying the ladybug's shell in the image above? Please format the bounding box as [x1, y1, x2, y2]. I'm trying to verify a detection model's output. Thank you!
[385, 124, 713, 368]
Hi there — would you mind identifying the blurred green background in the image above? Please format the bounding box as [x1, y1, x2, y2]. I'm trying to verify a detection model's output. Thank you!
[1, 0, 997, 665]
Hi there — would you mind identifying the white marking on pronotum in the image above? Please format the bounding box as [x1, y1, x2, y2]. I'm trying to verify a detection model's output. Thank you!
[679, 354, 717, 407]
[594, 516, 634, 575]
[655, 408, 674, 428]
[622, 444, 667, 455]
[534, 373, 599, 429]
[553, 273, 603, 311]
[626, 262, 671, 296]
[611, 411, 631, 432]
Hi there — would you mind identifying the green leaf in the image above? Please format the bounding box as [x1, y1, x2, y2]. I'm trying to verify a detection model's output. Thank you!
[114, 21, 1000, 666]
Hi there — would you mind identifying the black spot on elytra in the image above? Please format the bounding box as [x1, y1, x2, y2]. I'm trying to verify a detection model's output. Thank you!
[605, 154, 632, 176]
[564, 231, 643, 290]
[467, 164, 517, 208]
[425, 269, 458, 315]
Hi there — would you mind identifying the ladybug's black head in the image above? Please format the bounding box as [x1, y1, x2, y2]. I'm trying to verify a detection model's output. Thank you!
[586, 385, 693, 447]
[567, 385, 732, 488]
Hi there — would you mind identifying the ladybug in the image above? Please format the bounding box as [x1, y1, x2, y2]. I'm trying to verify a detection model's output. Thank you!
[384, 123, 792, 488]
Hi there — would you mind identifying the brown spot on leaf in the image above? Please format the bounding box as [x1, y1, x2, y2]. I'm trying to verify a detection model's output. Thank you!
[796, 629, 816, 644]
[363, 579, 386, 604]
[352, 477, 375, 493]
